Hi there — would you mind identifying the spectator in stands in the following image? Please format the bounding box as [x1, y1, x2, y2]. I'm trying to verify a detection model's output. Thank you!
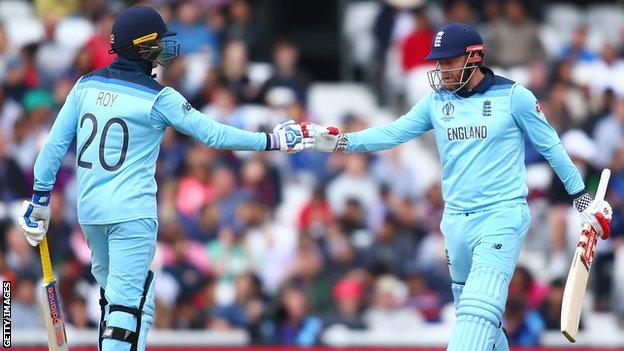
[164, 234, 205, 298]
[560, 26, 598, 63]
[443, 0, 475, 25]
[284, 245, 334, 317]
[508, 266, 547, 310]
[338, 198, 368, 239]
[272, 285, 323, 346]
[363, 214, 416, 277]
[525, 61, 549, 100]
[212, 166, 251, 227]
[12, 275, 43, 329]
[298, 184, 335, 235]
[168, 0, 220, 61]
[213, 272, 268, 342]
[404, 269, 442, 323]
[371, 147, 417, 199]
[506, 272, 546, 345]
[223, 0, 268, 61]
[175, 145, 216, 236]
[401, 5, 434, 73]
[0, 25, 10, 80]
[220, 40, 256, 103]
[3, 49, 31, 103]
[157, 128, 188, 181]
[240, 158, 281, 208]
[364, 274, 423, 330]
[324, 276, 367, 329]
[174, 293, 205, 329]
[593, 98, 624, 168]
[197, 203, 220, 243]
[66, 295, 97, 329]
[207, 227, 251, 305]
[46, 194, 73, 264]
[323, 233, 361, 283]
[537, 278, 566, 330]
[327, 154, 379, 218]
[586, 42, 624, 98]
[486, 0, 545, 68]
[34, 0, 80, 19]
[201, 85, 247, 129]
[83, 10, 117, 71]
[504, 295, 545, 346]
[6, 225, 40, 279]
[259, 40, 310, 105]
[0, 133, 28, 201]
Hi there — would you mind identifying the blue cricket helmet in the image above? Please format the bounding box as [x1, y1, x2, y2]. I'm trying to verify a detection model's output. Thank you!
[426, 23, 484, 61]
[109, 5, 179, 68]
[110, 5, 176, 51]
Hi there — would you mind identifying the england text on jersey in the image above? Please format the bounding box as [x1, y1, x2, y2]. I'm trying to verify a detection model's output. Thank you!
[446, 125, 487, 141]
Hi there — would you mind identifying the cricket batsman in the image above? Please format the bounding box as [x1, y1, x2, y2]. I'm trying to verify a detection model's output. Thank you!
[303, 23, 612, 350]
[17, 6, 303, 351]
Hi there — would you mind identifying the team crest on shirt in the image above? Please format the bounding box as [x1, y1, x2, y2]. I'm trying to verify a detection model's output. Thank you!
[482, 100, 491, 117]
[441, 101, 455, 122]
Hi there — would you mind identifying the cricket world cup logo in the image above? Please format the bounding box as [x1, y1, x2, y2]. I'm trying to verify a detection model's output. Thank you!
[442, 102, 455, 122]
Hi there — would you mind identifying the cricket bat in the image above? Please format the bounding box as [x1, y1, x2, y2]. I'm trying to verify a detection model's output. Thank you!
[39, 236, 69, 350]
[561, 168, 611, 342]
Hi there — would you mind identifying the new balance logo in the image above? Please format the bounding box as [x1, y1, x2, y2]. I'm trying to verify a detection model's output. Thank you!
[434, 31, 444, 47]
[103, 328, 113, 337]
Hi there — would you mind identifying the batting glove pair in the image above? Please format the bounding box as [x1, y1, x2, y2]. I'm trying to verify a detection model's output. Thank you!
[269, 120, 345, 153]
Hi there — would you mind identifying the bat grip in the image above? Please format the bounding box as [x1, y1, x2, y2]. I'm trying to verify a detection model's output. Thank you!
[595, 169, 611, 202]
[39, 236, 55, 283]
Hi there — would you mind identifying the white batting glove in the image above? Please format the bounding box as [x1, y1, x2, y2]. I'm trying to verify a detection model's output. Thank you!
[580, 198, 612, 239]
[301, 122, 345, 152]
[17, 193, 51, 247]
[267, 120, 304, 153]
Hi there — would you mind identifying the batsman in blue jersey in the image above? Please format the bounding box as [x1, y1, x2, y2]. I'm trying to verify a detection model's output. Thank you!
[17, 6, 304, 351]
[304, 24, 613, 350]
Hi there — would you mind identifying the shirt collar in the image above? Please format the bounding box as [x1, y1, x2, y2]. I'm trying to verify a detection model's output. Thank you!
[110, 56, 153, 76]
[455, 66, 494, 98]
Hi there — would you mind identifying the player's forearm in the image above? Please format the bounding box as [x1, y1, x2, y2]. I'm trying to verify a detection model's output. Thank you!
[33, 142, 69, 192]
[541, 142, 585, 197]
[200, 121, 268, 151]
[345, 124, 418, 153]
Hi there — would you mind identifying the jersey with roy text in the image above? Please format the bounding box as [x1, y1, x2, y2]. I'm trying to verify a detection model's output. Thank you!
[33, 58, 267, 224]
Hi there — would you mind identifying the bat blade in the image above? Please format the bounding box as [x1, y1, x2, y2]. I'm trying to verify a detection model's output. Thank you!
[561, 169, 610, 342]
[38, 236, 69, 351]
[41, 280, 69, 351]
[560, 225, 593, 342]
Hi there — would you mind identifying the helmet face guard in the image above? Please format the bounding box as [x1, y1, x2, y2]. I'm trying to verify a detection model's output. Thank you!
[112, 38, 180, 69]
[427, 45, 484, 93]
[137, 39, 180, 68]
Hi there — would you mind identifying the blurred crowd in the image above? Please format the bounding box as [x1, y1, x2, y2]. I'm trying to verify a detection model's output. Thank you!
[1, 0, 624, 347]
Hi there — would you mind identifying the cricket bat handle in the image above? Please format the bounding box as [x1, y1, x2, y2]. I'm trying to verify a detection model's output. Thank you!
[39, 236, 55, 284]
[595, 168, 610, 201]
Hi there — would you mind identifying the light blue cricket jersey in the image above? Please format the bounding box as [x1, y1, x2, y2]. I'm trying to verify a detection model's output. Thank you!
[33, 58, 267, 224]
[347, 68, 585, 213]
